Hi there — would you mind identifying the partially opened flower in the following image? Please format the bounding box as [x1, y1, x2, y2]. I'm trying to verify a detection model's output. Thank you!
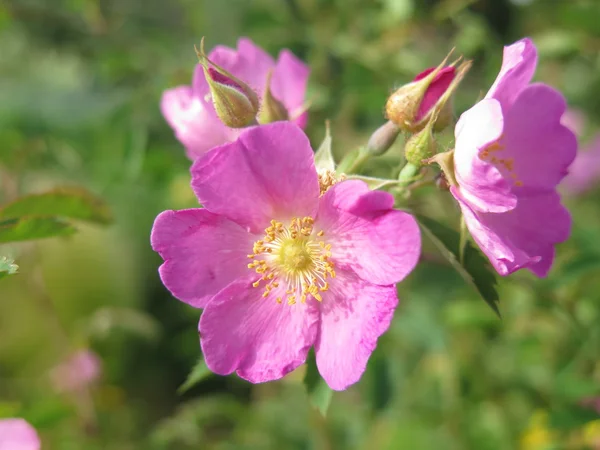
[151, 122, 421, 390]
[50, 349, 102, 394]
[561, 110, 600, 196]
[0, 419, 40, 450]
[443, 38, 576, 276]
[161, 38, 310, 160]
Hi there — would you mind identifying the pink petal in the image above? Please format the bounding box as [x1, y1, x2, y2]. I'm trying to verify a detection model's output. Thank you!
[485, 38, 538, 111]
[499, 84, 576, 190]
[235, 38, 276, 95]
[453, 187, 570, 277]
[0, 419, 40, 450]
[199, 277, 319, 383]
[415, 66, 455, 121]
[454, 98, 517, 213]
[562, 135, 600, 195]
[160, 85, 234, 160]
[315, 269, 399, 391]
[316, 180, 421, 285]
[151, 209, 255, 308]
[272, 49, 311, 128]
[191, 122, 320, 233]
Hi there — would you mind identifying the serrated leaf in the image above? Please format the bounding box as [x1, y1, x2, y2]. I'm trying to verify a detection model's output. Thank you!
[0, 187, 112, 225]
[0, 217, 76, 243]
[417, 215, 500, 317]
[0, 256, 18, 280]
[347, 174, 400, 190]
[314, 121, 335, 172]
[303, 351, 333, 417]
[178, 359, 212, 394]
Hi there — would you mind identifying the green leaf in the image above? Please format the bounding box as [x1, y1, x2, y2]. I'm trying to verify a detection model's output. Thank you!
[0, 187, 112, 225]
[178, 359, 212, 394]
[314, 121, 335, 172]
[0, 217, 76, 243]
[556, 253, 600, 285]
[417, 215, 500, 317]
[303, 351, 333, 417]
[0, 256, 18, 280]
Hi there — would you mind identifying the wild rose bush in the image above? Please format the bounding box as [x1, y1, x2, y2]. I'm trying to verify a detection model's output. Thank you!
[3, 3, 600, 446]
[152, 37, 577, 393]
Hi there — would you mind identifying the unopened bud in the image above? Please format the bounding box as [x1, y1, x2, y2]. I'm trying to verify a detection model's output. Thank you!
[258, 70, 289, 124]
[404, 120, 437, 166]
[366, 121, 400, 156]
[195, 39, 259, 128]
[386, 52, 471, 133]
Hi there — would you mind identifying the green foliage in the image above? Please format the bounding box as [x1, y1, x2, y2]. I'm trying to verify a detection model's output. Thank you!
[0, 188, 112, 225]
[303, 351, 334, 417]
[0, 217, 76, 243]
[178, 359, 212, 394]
[417, 215, 500, 316]
[0, 256, 18, 280]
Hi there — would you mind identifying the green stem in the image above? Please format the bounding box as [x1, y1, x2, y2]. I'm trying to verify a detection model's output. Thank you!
[397, 162, 421, 187]
[337, 148, 370, 174]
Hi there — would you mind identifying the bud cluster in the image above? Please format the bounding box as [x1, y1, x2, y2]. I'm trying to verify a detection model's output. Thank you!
[362, 50, 471, 186]
[194, 38, 294, 130]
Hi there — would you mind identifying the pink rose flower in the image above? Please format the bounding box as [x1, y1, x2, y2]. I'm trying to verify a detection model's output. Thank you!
[161, 38, 310, 160]
[50, 349, 102, 393]
[450, 38, 577, 277]
[561, 110, 600, 195]
[0, 419, 40, 450]
[151, 122, 421, 390]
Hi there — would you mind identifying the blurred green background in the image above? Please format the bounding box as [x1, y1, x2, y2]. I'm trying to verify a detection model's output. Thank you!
[1, 0, 600, 448]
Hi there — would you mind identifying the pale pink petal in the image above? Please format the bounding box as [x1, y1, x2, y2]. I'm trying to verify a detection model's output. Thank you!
[0, 419, 40, 450]
[454, 99, 517, 213]
[486, 38, 538, 111]
[315, 269, 398, 391]
[316, 180, 421, 285]
[453, 187, 570, 277]
[191, 122, 320, 233]
[160, 85, 234, 159]
[561, 109, 586, 137]
[151, 209, 255, 308]
[199, 277, 319, 383]
[562, 135, 600, 195]
[235, 38, 276, 95]
[499, 84, 576, 190]
[272, 50, 310, 128]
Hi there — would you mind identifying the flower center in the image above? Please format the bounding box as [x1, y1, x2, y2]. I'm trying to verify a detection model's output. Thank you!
[479, 137, 523, 187]
[248, 217, 335, 305]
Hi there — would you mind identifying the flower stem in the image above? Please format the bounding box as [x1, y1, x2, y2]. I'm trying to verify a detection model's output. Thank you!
[397, 162, 421, 186]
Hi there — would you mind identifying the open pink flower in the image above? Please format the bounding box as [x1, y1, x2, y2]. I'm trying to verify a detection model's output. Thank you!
[151, 122, 421, 390]
[450, 38, 576, 277]
[161, 38, 310, 160]
[0, 419, 40, 450]
[561, 110, 600, 195]
[50, 349, 102, 393]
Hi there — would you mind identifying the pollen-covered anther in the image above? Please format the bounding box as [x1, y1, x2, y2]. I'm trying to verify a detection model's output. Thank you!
[248, 216, 335, 305]
[318, 169, 346, 196]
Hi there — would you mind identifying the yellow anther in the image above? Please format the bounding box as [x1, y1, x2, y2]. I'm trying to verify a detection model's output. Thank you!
[248, 216, 335, 306]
